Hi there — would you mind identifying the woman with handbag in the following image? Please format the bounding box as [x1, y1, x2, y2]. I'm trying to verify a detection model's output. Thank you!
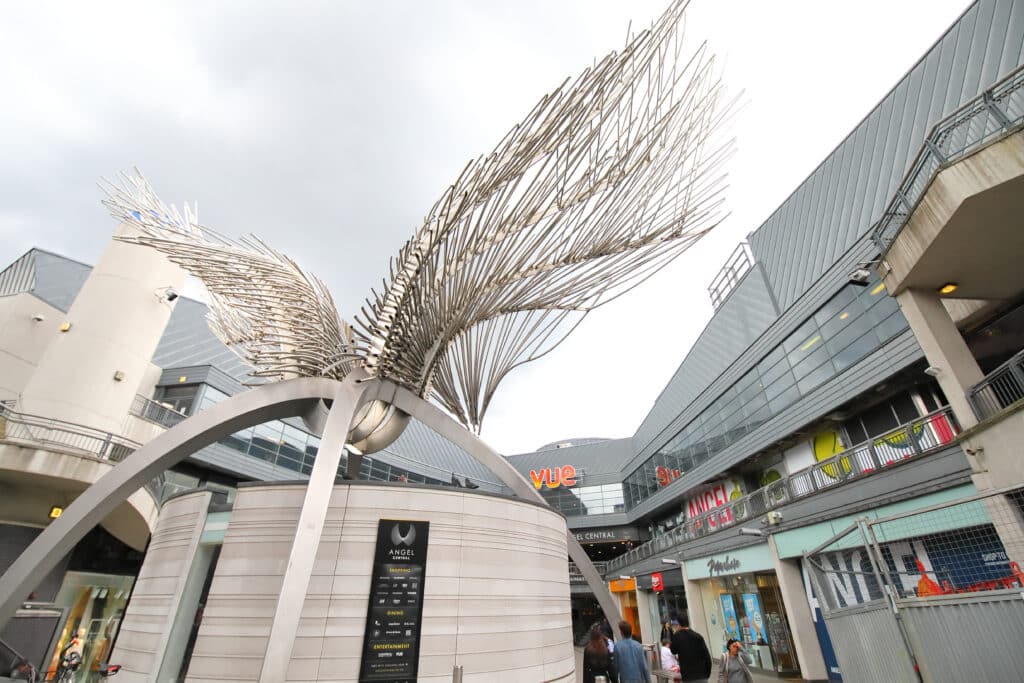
[717, 639, 754, 683]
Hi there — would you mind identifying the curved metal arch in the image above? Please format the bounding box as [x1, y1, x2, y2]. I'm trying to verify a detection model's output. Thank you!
[0, 376, 350, 628]
[361, 379, 623, 627]
[0, 375, 621, 665]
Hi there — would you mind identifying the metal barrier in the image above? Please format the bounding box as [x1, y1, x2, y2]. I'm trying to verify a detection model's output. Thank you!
[0, 404, 164, 504]
[569, 560, 609, 585]
[872, 64, 1024, 251]
[130, 393, 186, 427]
[606, 407, 959, 574]
[968, 348, 1024, 422]
[0, 404, 140, 463]
[804, 484, 1024, 683]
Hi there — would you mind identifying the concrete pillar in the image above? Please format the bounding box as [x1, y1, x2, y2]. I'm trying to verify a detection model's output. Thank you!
[895, 288, 983, 429]
[634, 586, 657, 644]
[20, 226, 185, 435]
[768, 536, 828, 682]
[679, 561, 709, 638]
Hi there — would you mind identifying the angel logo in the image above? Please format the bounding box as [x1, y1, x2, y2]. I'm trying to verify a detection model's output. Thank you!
[391, 523, 416, 548]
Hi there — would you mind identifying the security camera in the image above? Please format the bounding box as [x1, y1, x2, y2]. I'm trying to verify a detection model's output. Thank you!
[924, 366, 941, 377]
[766, 510, 783, 525]
[31, 313, 45, 322]
[739, 527, 766, 537]
[847, 267, 872, 286]
[159, 287, 179, 302]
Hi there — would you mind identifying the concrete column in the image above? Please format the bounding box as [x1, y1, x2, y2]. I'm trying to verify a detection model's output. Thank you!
[768, 535, 828, 682]
[895, 288, 984, 429]
[20, 226, 185, 434]
[679, 561, 709, 638]
[634, 586, 657, 644]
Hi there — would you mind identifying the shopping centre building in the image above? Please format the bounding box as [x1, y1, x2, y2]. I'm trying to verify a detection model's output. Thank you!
[3, 0, 1024, 681]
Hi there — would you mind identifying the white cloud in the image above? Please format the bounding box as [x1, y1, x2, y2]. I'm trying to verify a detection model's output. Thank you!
[0, 0, 974, 455]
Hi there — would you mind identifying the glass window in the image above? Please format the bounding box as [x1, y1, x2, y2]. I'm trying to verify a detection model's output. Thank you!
[759, 355, 792, 387]
[790, 346, 833, 381]
[875, 309, 908, 343]
[831, 329, 879, 372]
[783, 319, 818, 353]
[814, 286, 857, 325]
[796, 360, 834, 395]
[767, 383, 801, 414]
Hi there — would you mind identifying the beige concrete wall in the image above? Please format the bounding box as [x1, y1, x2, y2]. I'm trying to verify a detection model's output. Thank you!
[0, 293, 62, 402]
[20, 227, 184, 435]
[184, 483, 575, 683]
[112, 491, 211, 683]
[0, 443, 159, 550]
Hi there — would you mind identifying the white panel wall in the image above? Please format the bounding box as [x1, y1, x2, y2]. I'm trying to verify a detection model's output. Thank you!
[183, 483, 574, 683]
[112, 491, 210, 682]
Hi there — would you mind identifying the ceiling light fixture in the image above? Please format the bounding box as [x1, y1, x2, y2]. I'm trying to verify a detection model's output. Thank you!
[938, 282, 958, 295]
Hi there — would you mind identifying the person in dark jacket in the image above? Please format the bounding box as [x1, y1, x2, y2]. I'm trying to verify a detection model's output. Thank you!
[582, 625, 618, 683]
[669, 612, 712, 682]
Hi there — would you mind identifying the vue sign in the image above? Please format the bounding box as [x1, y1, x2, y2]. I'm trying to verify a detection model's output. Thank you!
[530, 465, 578, 489]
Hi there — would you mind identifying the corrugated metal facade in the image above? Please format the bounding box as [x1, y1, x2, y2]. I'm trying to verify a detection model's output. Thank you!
[901, 590, 1024, 683]
[630, 0, 1024, 472]
[153, 298, 257, 380]
[751, 0, 1024, 312]
[0, 250, 35, 297]
[634, 264, 780, 450]
[817, 604, 918, 683]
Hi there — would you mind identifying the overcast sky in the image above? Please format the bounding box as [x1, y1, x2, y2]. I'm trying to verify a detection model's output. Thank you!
[1, 0, 972, 454]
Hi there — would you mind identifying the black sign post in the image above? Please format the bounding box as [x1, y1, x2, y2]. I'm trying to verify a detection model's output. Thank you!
[358, 519, 430, 683]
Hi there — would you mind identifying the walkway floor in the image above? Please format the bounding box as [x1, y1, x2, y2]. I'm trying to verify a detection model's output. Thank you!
[574, 648, 802, 682]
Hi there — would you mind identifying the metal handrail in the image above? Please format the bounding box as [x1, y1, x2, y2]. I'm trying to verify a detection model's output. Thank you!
[968, 348, 1024, 421]
[605, 407, 960, 574]
[872, 64, 1024, 251]
[0, 404, 165, 503]
[130, 394, 186, 428]
[569, 560, 609, 584]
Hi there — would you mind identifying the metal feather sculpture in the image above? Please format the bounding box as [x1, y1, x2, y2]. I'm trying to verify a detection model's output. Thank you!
[104, 0, 733, 437]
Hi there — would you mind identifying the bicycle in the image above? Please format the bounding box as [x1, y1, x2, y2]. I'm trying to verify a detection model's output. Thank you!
[51, 638, 121, 682]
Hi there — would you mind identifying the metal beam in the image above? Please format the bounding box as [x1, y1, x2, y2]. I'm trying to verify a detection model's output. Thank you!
[362, 379, 624, 627]
[0, 377, 342, 630]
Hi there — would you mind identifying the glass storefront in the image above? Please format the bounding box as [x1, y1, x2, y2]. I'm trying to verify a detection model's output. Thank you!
[701, 572, 799, 675]
[46, 572, 135, 681]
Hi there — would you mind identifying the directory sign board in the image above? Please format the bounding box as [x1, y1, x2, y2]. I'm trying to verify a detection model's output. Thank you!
[358, 519, 430, 683]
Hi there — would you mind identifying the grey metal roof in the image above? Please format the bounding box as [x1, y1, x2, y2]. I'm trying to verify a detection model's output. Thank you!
[153, 298, 256, 382]
[506, 437, 634, 484]
[0, 248, 91, 313]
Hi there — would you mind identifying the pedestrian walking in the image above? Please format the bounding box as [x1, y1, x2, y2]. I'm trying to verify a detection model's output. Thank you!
[582, 624, 618, 683]
[613, 621, 649, 683]
[717, 639, 754, 683]
[669, 612, 712, 682]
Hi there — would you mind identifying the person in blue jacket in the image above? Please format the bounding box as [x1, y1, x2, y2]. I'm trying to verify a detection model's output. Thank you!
[613, 621, 649, 683]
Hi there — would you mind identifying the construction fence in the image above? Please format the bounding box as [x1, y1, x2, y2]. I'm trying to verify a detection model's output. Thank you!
[804, 484, 1024, 683]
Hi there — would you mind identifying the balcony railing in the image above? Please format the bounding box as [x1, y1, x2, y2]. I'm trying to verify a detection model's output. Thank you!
[968, 348, 1024, 422]
[569, 560, 609, 585]
[872, 64, 1024, 251]
[605, 407, 960, 575]
[0, 404, 164, 503]
[130, 393, 186, 428]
